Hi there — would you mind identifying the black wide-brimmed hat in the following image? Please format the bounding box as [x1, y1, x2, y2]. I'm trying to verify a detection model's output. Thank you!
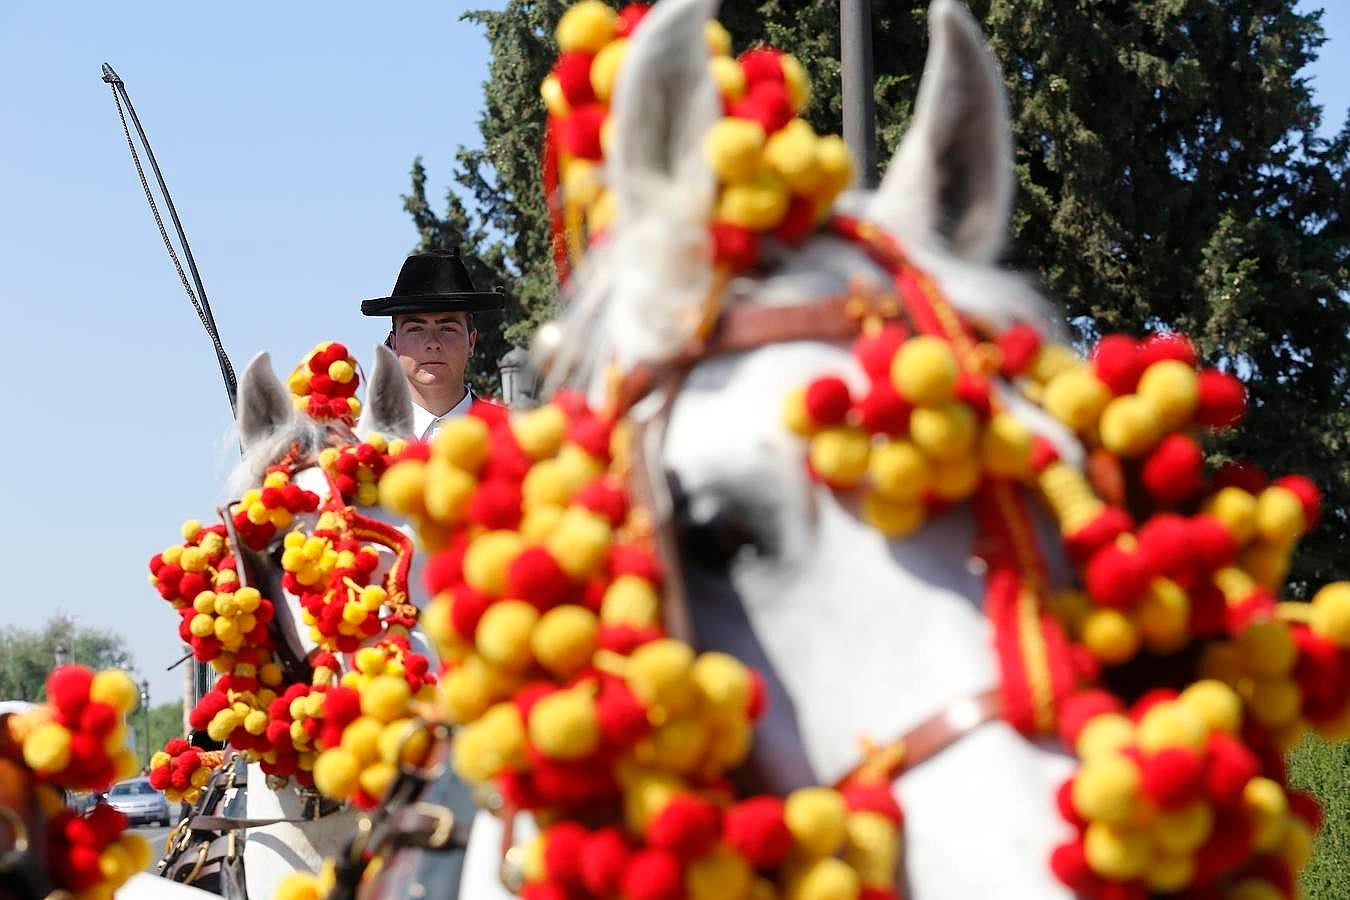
[361, 250, 506, 316]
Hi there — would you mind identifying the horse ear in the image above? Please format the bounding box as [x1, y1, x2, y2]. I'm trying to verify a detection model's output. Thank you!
[868, 0, 1013, 262]
[237, 352, 296, 452]
[608, 0, 722, 220]
[356, 345, 414, 439]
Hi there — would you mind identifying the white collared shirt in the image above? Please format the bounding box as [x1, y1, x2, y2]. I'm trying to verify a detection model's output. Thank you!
[411, 390, 474, 442]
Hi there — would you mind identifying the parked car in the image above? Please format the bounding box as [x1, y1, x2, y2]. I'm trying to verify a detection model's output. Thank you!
[104, 778, 170, 826]
[66, 790, 103, 814]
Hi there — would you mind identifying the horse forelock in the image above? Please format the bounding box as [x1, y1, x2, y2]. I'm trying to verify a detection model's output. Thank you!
[224, 416, 332, 500]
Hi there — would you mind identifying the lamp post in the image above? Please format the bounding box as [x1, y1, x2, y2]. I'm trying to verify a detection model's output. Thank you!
[139, 679, 150, 773]
[841, 0, 878, 187]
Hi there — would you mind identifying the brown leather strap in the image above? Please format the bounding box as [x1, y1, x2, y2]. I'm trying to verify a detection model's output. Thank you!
[187, 813, 312, 831]
[833, 688, 1002, 790]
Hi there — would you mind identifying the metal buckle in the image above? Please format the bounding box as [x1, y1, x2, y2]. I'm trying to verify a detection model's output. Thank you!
[412, 802, 454, 849]
[0, 804, 30, 872]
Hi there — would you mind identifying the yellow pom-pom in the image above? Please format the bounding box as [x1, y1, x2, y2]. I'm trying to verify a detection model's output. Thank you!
[464, 530, 525, 595]
[1242, 542, 1290, 589]
[814, 134, 855, 198]
[868, 439, 929, 502]
[704, 19, 732, 57]
[1071, 756, 1141, 824]
[1083, 821, 1150, 880]
[99, 842, 133, 883]
[180, 546, 209, 573]
[313, 747, 361, 799]
[843, 810, 900, 887]
[927, 454, 982, 501]
[181, 519, 203, 540]
[476, 600, 539, 671]
[1123, 707, 1192, 768]
[1254, 485, 1306, 545]
[980, 412, 1034, 479]
[1281, 817, 1315, 871]
[522, 459, 580, 509]
[1146, 853, 1196, 894]
[1243, 776, 1290, 852]
[709, 55, 746, 101]
[545, 508, 612, 580]
[1247, 677, 1302, 728]
[244, 709, 268, 735]
[704, 117, 766, 186]
[860, 491, 924, 538]
[376, 719, 431, 767]
[717, 170, 790, 230]
[1204, 487, 1257, 545]
[423, 459, 476, 523]
[692, 651, 751, 718]
[1150, 801, 1213, 855]
[340, 716, 383, 764]
[113, 748, 139, 781]
[275, 872, 321, 900]
[785, 787, 847, 857]
[1098, 394, 1162, 458]
[562, 159, 603, 208]
[891, 336, 958, 406]
[808, 426, 871, 487]
[628, 639, 696, 713]
[358, 761, 397, 801]
[327, 359, 355, 384]
[555, 0, 616, 53]
[1082, 608, 1139, 665]
[1135, 578, 1191, 653]
[590, 37, 627, 102]
[648, 716, 708, 774]
[781, 54, 811, 111]
[1135, 359, 1199, 430]
[1136, 702, 1207, 753]
[121, 833, 152, 873]
[529, 689, 601, 760]
[22, 722, 72, 773]
[520, 504, 566, 543]
[441, 658, 494, 724]
[601, 575, 662, 628]
[541, 74, 570, 117]
[512, 404, 569, 460]
[454, 702, 526, 783]
[532, 605, 599, 678]
[687, 848, 753, 900]
[360, 676, 412, 724]
[1042, 367, 1111, 433]
[909, 403, 976, 462]
[623, 770, 683, 834]
[763, 119, 822, 194]
[785, 856, 860, 900]
[1311, 581, 1350, 646]
[1178, 679, 1243, 735]
[432, 415, 491, 473]
[1227, 880, 1287, 900]
[378, 460, 427, 516]
[90, 669, 139, 715]
[1236, 619, 1296, 677]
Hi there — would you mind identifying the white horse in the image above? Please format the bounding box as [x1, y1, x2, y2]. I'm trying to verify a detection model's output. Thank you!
[227, 346, 520, 900]
[544, 0, 1080, 897]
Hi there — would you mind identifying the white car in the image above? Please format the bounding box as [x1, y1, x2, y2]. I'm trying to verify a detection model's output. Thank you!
[105, 778, 171, 827]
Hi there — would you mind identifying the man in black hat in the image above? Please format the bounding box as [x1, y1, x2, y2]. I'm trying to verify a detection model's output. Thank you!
[362, 250, 506, 441]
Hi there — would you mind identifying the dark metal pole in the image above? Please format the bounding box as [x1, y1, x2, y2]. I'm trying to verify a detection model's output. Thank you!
[841, 0, 878, 188]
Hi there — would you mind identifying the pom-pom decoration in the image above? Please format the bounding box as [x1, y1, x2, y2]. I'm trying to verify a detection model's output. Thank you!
[288, 341, 362, 425]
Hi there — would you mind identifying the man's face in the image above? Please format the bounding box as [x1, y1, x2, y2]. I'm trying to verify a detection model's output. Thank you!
[391, 312, 477, 389]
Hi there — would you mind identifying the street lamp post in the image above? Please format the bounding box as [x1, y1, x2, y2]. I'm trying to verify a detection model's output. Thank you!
[841, 0, 878, 188]
[139, 679, 150, 773]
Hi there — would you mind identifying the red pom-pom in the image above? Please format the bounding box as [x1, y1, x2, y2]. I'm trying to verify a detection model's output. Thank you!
[78, 702, 118, 738]
[1188, 580, 1228, 636]
[842, 781, 903, 826]
[621, 849, 683, 900]
[1188, 515, 1238, 571]
[1142, 435, 1205, 507]
[580, 827, 632, 897]
[559, 105, 606, 161]
[1064, 508, 1133, 565]
[803, 376, 852, 427]
[724, 796, 793, 868]
[608, 545, 662, 584]
[1140, 332, 1197, 368]
[543, 821, 589, 887]
[738, 49, 785, 86]
[732, 81, 793, 134]
[1050, 840, 1093, 891]
[1195, 369, 1246, 428]
[322, 686, 362, 727]
[1057, 690, 1126, 748]
[449, 586, 494, 640]
[854, 325, 906, 379]
[1203, 732, 1259, 806]
[1085, 544, 1150, 610]
[1129, 689, 1179, 722]
[955, 373, 992, 420]
[506, 548, 572, 612]
[567, 415, 613, 460]
[574, 478, 629, 527]
[554, 52, 597, 108]
[47, 666, 93, 720]
[595, 678, 649, 745]
[1139, 747, 1206, 808]
[615, 4, 651, 38]
[746, 668, 768, 721]
[1136, 514, 1195, 579]
[1030, 435, 1061, 472]
[1056, 777, 1087, 830]
[856, 380, 911, 436]
[711, 222, 761, 270]
[514, 682, 556, 723]
[646, 795, 721, 860]
[1091, 335, 1144, 395]
[467, 480, 523, 531]
[1213, 461, 1267, 494]
[1275, 475, 1321, 529]
[997, 323, 1042, 377]
[1289, 790, 1324, 831]
[423, 551, 463, 596]
[774, 194, 817, 245]
[1193, 812, 1253, 884]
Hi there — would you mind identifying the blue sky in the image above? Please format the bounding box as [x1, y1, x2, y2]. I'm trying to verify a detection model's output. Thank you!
[1, 1, 1346, 705]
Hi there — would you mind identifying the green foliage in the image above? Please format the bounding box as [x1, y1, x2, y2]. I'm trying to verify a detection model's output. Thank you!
[1290, 733, 1350, 898]
[140, 700, 187, 769]
[408, 1, 1347, 588]
[0, 614, 135, 703]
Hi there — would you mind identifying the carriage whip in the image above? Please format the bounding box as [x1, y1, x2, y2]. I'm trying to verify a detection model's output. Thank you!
[102, 63, 238, 417]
